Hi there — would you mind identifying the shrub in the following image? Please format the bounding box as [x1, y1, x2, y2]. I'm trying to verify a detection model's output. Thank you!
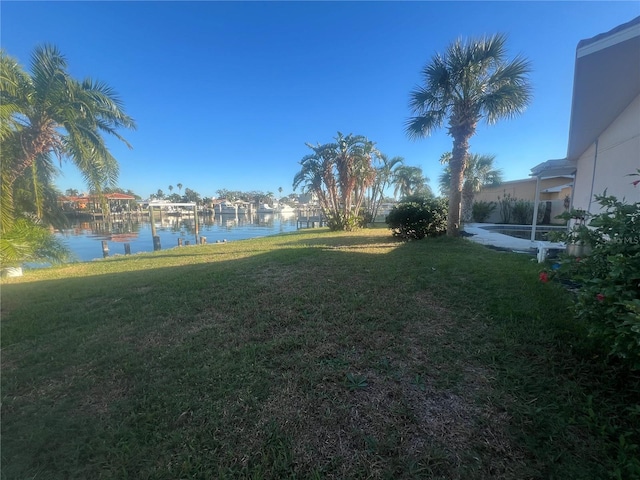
[548, 193, 640, 370]
[497, 193, 513, 223]
[386, 197, 447, 240]
[472, 201, 496, 222]
[512, 199, 534, 224]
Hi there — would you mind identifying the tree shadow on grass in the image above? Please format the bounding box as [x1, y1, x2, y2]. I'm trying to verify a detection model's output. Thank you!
[1, 232, 634, 480]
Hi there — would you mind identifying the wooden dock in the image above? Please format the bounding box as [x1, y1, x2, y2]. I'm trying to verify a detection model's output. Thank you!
[297, 215, 325, 229]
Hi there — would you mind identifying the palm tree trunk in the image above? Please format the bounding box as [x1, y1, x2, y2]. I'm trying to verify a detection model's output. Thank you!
[447, 139, 468, 237]
[447, 119, 476, 236]
[461, 183, 474, 223]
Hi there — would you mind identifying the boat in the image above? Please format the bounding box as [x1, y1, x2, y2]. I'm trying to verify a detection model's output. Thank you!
[276, 204, 296, 216]
[257, 203, 275, 213]
[217, 202, 238, 215]
[236, 202, 251, 215]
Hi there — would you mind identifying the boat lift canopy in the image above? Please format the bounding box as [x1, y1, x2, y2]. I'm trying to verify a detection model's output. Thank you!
[148, 202, 197, 207]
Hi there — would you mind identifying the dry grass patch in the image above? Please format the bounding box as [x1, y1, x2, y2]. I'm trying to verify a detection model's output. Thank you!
[2, 229, 636, 479]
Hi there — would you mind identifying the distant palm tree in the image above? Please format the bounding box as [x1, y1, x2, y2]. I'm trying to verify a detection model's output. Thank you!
[392, 165, 429, 200]
[439, 153, 502, 221]
[406, 34, 531, 236]
[366, 154, 403, 221]
[293, 150, 325, 201]
[176, 183, 183, 194]
[168, 185, 173, 194]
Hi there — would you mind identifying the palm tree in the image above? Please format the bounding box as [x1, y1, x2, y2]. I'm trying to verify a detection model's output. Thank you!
[393, 165, 429, 200]
[293, 132, 378, 230]
[1, 46, 135, 224]
[176, 183, 183, 194]
[334, 132, 377, 223]
[365, 154, 403, 221]
[168, 185, 174, 194]
[406, 34, 531, 236]
[0, 45, 135, 266]
[439, 153, 503, 221]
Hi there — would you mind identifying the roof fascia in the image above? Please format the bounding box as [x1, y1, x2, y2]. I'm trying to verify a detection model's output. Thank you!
[577, 21, 640, 58]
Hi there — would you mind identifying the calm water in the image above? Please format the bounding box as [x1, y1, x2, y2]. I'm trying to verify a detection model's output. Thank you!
[56, 213, 300, 262]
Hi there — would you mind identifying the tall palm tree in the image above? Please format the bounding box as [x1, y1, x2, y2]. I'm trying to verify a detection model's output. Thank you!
[393, 165, 429, 200]
[439, 153, 503, 221]
[177, 183, 183, 194]
[406, 34, 531, 236]
[0, 45, 135, 265]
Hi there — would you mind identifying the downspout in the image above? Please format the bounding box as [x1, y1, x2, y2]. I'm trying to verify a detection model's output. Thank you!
[530, 175, 541, 242]
[587, 138, 599, 214]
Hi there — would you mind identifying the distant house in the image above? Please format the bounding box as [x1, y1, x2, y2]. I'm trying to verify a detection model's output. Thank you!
[531, 16, 640, 215]
[58, 193, 137, 215]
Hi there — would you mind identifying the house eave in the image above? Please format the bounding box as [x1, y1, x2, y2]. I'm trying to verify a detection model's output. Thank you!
[566, 16, 640, 160]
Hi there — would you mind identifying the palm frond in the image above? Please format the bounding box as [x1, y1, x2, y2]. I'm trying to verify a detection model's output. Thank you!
[0, 216, 70, 266]
[405, 112, 445, 140]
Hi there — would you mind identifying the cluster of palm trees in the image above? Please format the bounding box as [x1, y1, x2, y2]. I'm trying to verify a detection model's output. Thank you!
[295, 34, 530, 235]
[293, 132, 378, 230]
[292, 132, 436, 230]
[1, 45, 135, 265]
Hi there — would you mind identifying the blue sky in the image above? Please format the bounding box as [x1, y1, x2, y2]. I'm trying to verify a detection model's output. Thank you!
[2, 1, 639, 200]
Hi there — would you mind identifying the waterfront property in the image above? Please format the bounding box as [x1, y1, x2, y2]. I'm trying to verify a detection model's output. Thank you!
[58, 192, 138, 219]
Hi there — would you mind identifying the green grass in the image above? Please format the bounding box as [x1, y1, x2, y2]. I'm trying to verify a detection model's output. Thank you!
[2, 228, 639, 479]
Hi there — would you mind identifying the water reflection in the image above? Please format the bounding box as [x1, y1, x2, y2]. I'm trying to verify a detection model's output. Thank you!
[56, 212, 299, 262]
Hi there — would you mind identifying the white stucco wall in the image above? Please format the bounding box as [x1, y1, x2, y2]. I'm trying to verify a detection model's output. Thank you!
[572, 94, 640, 213]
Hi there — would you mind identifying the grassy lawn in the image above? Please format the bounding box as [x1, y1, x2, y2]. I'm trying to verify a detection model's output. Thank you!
[2, 228, 638, 479]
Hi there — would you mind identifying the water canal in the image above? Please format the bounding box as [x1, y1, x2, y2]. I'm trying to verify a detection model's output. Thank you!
[56, 213, 300, 263]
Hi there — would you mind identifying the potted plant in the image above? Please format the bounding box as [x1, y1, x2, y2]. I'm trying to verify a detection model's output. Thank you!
[548, 209, 595, 256]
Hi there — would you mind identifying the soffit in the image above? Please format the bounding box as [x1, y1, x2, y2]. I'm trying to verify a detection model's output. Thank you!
[567, 17, 640, 160]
